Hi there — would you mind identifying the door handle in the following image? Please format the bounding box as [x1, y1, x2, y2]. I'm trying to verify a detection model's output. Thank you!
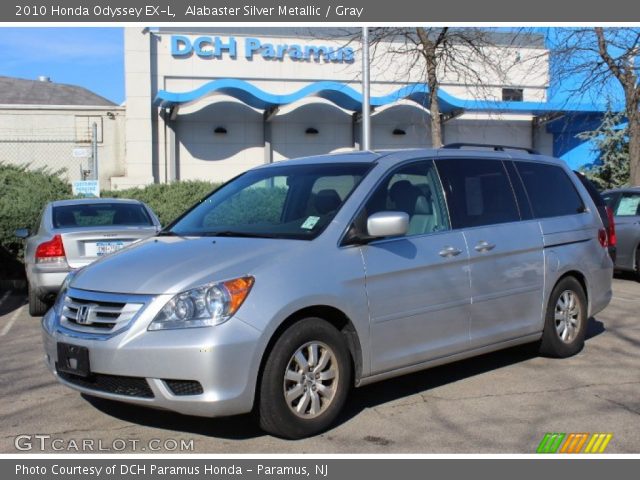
[439, 246, 462, 258]
[474, 241, 496, 253]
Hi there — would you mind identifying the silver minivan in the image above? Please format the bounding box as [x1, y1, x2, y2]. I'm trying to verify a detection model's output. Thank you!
[42, 146, 613, 439]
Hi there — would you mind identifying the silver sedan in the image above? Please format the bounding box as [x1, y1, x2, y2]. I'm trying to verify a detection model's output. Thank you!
[602, 187, 640, 278]
[15, 198, 161, 316]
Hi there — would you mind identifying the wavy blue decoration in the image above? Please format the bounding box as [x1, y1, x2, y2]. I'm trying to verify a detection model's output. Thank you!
[154, 78, 607, 115]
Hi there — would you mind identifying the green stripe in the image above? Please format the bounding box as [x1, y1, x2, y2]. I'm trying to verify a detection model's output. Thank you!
[548, 433, 566, 453]
[543, 433, 558, 453]
[537, 433, 566, 453]
[537, 433, 553, 453]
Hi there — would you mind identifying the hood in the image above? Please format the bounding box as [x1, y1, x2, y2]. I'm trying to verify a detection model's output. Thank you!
[71, 235, 304, 295]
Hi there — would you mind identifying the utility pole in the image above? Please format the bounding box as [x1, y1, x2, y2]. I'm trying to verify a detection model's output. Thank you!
[361, 27, 371, 151]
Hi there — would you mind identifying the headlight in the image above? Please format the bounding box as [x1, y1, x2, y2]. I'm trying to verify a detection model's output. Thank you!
[148, 276, 254, 331]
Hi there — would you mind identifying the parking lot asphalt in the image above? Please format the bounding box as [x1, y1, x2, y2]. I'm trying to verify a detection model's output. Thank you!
[0, 276, 638, 454]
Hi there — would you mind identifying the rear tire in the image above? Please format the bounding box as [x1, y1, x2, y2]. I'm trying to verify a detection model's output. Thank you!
[635, 247, 640, 282]
[257, 318, 352, 439]
[28, 283, 49, 317]
[539, 276, 588, 358]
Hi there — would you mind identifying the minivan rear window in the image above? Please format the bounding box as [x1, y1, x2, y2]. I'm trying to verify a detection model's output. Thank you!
[53, 203, 153, 228]
[436, 158, 520, 229]
[515, 162, 585, 219]
[573, 171, 605, 207]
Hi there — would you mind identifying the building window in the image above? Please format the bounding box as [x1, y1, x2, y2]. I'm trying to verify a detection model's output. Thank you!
[502, 88, 524, 102]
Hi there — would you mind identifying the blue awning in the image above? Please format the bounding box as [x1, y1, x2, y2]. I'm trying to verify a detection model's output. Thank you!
[153, 78, 619, 163]
[153, 78, 608, 117]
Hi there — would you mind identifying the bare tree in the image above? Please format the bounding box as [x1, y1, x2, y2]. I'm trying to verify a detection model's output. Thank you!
[551, 27, 640, 186]
[348, 28, 542, 148]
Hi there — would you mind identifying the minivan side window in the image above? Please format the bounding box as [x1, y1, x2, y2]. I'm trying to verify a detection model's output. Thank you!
[362, 160, 450, 237]
[515, 162, 585, 218]
[436, 158, 520, 229]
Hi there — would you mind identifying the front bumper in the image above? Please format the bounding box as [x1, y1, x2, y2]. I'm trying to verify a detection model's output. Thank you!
[41, 297, 263, 418]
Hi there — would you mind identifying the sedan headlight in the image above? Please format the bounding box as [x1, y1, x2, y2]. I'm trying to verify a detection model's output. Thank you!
[148, 276, 254, 331]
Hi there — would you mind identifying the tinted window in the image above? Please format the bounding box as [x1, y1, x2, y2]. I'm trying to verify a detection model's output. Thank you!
[505, 161, 533, 220]
[516, 162, 585, 218]
[436, 158, 519, 228]
[573, 171, 605, 207]
[360, 160, 450, 237]
[601, 192, 619, 209]
[613, 192, 640, 216]
[572, 172, 609, 228]
[53, 203, 153, 228]
[502, 88, 524, 102]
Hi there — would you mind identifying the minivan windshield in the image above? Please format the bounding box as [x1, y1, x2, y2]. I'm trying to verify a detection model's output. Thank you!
[168, 163, 371, 240]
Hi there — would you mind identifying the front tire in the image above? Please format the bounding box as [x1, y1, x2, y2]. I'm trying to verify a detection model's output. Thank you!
[539, 276, 588, 358]
[257, 318, 352, 439]
[28, 283, 49, 317]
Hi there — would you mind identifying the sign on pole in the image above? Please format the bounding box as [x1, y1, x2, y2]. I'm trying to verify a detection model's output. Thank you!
[72, 180, 100, 198]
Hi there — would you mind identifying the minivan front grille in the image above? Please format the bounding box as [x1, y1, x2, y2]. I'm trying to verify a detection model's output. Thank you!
[59, 288, 149, 336]
[58, 371, 154, 398]
[164, 379, 204, 396]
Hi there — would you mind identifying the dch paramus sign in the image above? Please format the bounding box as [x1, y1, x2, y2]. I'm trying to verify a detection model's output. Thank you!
[171, 35, 355, 64]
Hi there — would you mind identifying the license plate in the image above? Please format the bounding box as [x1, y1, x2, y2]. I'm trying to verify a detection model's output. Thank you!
[94, 241, 126, 256]
[56, 343, 90, 377]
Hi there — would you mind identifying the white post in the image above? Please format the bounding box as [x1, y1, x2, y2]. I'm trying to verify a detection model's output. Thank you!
[91, 122, 99, 182]
[361, 27, 371, 151]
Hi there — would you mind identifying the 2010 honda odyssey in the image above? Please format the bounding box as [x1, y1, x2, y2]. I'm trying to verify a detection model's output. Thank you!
[41, 145, 613, 439]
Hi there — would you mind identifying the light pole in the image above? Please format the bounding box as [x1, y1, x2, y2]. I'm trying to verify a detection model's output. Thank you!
[361, 27, 371, 151]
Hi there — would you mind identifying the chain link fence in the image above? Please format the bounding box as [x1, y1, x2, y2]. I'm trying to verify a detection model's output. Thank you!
[0, 118, 100, 182]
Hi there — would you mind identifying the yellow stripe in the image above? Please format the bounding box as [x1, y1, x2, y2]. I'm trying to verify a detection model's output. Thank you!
[574, 433, 589, 453]
[560, 434, 575, 453]
[584, 434, 598, 453]
[598, 434, 613, 453]
[591, 434, 605, 453]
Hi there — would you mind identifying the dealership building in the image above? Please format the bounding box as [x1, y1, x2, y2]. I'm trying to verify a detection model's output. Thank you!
[0, 28, 606, 190]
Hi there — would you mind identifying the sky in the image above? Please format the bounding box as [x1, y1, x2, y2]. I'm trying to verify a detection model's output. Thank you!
[0, 27, 625, 109]
[0, 26, 624, 170]
[0, 26, 632, 172]
[0, 27, 125, 104]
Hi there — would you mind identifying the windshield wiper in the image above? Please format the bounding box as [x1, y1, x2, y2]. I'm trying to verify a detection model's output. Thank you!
[156, 230, 177, 236]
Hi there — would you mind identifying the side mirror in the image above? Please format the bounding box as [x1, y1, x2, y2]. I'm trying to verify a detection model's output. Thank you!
[367, 211, 409, 238]
[14, 228, 30, 239]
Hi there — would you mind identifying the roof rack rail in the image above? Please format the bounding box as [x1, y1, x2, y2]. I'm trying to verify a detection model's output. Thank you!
[442, 143, 540, 155]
